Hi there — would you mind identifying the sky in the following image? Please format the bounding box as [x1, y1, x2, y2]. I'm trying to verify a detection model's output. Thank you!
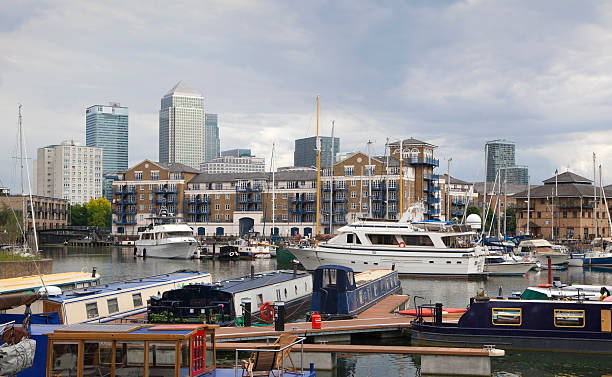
[2, 0, 612, 192]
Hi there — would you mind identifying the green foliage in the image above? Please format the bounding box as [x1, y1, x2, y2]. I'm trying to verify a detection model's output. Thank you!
[70, 204, 88, 226]
[505, 207, 517, 234]
[0, 205, 22, 244]
[86, 197, 111, 229]
[466, 206, 481, 217]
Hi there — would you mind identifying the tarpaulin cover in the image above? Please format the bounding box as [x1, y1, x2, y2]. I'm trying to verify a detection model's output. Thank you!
[0, 293, 37, 310]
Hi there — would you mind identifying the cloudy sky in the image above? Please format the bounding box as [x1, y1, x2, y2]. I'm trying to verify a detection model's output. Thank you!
[2, 0, 612, 192]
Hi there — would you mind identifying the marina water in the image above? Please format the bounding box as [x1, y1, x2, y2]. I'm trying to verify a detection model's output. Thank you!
[44, 246, 612, 377]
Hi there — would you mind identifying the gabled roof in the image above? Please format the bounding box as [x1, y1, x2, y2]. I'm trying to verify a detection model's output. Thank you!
[472, 182, 529, 195]
[189, 169, 317, 184]
[164, 81, 202, 97]
[389, 137, 437, 148]
[512, 184, 612, 199]
[156, 162, 200, 174]
[440, 174, 471, 185]
[542, 171, 592, 185]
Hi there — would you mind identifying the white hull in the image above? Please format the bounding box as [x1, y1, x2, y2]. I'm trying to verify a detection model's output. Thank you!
[485, 262, 536, 276]
[289, 246, 485, 276]
[135, 240, 197, 259]
[568, 253, 585, 267]
[534, 253, 569, 267]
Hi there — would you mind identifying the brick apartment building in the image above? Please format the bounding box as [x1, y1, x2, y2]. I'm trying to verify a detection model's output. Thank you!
[1, 195, 69, 231]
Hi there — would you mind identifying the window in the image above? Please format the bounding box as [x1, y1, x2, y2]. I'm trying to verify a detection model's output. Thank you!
[347, 234, 354, 243]
[134, 171, 142, 180]
[215, 204, 220, 210]
[107, 298, 119, 314]
[351, 203, 357, 209]
[225, 194, 230, 199]
[350, 191, 357, 198]
[401, 235, 434, 246]
[368, 234, 398, 245]
[86, 302, 99, 319]
[150, 170, 159, 180]
[225, 204, 230, 210]
[344, 166, 354, 176]
[256, 294, 263, 308]
[554, 309, 585, 327]
[132, 293, 143, 307]
[492, 308, 521, 325]
[537, 212, 541, 218]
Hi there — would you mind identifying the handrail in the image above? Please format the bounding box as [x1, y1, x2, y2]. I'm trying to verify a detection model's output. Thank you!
[234, 336, 305, 376]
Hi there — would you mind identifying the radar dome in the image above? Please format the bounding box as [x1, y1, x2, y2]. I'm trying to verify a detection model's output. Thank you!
[466, 213, 482, 230]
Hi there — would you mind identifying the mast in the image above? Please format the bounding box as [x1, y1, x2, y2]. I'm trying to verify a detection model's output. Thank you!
[315, 96, 321, 238]
[554, 168, 558, 241]
[19, 104, 26, 249]
[367, 140, 372, 218]
[483, 143, 488, 235]
[329, 121, 335, 234]
[271, 142, 275, 237]
[19, 105, 39, 252]
[600, 165, 612, 235]
[526, 175, 530, 235]
[446, 158, 452, 221]
[594, 153, 598, 240]
[503, 166, 508, 238]
[385, 138, 389, 219]
[497, 168, 501, 238]
[399, 139, 403, 218]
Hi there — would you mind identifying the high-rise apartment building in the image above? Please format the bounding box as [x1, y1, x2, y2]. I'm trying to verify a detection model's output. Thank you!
[221, 148, 252, 157]
[86, 103, 128, 201]
[204, 113, 220, 162]
[485, 139, 528, 185]
[200, 155, 265, 174]
[34, 140, 103, 204]
[294, 136, 340, 168]
[159, 81, 205, 169]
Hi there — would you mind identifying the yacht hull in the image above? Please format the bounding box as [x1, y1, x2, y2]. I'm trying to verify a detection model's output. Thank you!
[135, 241, 197, 259]
[484, 262, 536, 276]
[289, 246, 485, 276]
[535, 253, 569, 267]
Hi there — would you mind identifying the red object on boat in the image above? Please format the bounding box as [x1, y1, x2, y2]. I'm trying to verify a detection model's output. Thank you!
[260, 302, 274, 322]
[538, 284, 553, 288]
[399, 308, 466, 316]
[311, 311, 322, 329]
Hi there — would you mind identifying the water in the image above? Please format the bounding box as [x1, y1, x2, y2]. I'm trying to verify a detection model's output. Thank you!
[43, 246, 612, 376]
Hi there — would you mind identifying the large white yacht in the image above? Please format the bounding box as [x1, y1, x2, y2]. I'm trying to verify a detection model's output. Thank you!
[289, 219, 486, 276]
[135, 210, 198, 259]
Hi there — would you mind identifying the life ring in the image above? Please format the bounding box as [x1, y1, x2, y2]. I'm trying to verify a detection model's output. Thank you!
[260, 302, 274, 322]
[398, 242, 406, 248]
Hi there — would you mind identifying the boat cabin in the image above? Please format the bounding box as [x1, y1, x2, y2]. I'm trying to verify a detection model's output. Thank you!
[311, 265, 400, 319]
[44, 323, 218, 377]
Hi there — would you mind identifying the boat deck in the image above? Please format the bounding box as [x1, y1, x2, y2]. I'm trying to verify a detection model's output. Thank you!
[354, 269, 394, 286]
[0, 271, 99, 294]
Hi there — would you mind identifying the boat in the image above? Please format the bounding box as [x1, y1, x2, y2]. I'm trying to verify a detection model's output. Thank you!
[288, 219, 486, 276]
[484, 254, 536, 276]
[15, 322, 316, 377]
[0, 268, 100, 296]
[584, 251, 612, 267]
[39, 270, 211, 325]
[148, 269, 312, 326]
[515, 239, 569, 267]
[307, 265, 401, 320]
[229, 238, 272, 259]
[410, 294, 612, 353]
[568, 252, 585, 267]
[521, 282, 612, 301]
[135, 208, 199, 259]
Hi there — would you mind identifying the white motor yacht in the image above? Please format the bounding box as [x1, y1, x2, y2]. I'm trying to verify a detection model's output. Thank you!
[289, 219, 486, 276]
[135, 211, 198, 259]
[484, 254, 537, 276]
[515, 239, 569, 267]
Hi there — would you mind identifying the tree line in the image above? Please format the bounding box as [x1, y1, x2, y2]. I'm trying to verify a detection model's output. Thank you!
[70, 197, 111, 229]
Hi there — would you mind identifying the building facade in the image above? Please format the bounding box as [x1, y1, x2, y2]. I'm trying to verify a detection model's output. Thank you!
[204, 113, 220, 162]
[514, 172, 612, 241]
[388, 138, 440, 220]
[485, 139, 528, 185]
[159, 81, 205, 169]
[294, 136, 340, 168]
[200, 156, 265, 174]
[439, 175, 477, 222]
[1, 195, 69, 231]
[86, 103, 129, 201]
[221, 149, 252, 157]
[34, 140, 103, 204]
[111, 160, 200, 234]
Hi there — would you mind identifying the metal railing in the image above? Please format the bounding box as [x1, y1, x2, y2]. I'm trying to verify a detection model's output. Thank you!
[234, 336, 305, 377]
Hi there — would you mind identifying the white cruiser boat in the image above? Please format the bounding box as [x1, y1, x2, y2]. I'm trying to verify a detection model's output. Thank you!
[289, 219, 486, 276]
[515, 239, 569, 267]
[484, 254, 537, 276]
[135, 211, 198, 259]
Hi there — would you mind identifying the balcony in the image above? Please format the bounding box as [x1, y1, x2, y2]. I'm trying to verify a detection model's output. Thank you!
[154, 188, 177, 194]
[424, 173, 440, 181]
[322, 185, 347, 192]
[406, 157, 440, 167]
[452, 200, 466, 206]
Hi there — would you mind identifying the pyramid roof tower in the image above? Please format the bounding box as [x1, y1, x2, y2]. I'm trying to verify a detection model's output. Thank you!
[164, 81, 202, 97]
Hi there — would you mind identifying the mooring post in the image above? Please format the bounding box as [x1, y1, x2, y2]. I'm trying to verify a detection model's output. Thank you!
[241, 298, 252, 327]
[274, 301, 285, 331]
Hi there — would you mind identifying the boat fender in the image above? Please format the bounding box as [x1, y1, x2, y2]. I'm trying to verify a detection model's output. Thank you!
[398, 242, 406, 248]
[260, 302, 274, 322]
[600, 287, 610, 301]
[538, 284, 552, 288]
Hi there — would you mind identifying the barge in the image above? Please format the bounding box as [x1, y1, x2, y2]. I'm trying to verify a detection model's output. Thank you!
[148, 269, 312, 325]
[308, 265, 401, 320]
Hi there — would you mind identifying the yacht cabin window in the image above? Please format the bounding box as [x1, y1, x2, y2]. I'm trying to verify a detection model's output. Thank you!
[368, 234, 398, 245]
[441, 235, 470, 248]
[401, 235, 434, 246]
[132, 293, 143, 307]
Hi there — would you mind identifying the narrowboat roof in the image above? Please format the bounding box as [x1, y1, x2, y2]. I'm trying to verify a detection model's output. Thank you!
[355, 269, 396, 286]
[0, 271, 100, 295]
[45, 270, 210, 303]
[198, 270, 310, 294]
[315, 265, 355, 273]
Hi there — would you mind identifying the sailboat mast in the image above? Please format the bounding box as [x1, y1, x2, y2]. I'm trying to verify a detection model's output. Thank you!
[600, 165, 612, 235]
[399, 140, 403, 218]
[385, 138, 389, 219]
[315, 96, 321, 238]
[367, 140, 372, 218]
[271, 142, 275, 237]
[329, 121, 335, 234]
[526, 175, 531, 235]
[18, 104, 26, 248]
[594, 153, 598, 240]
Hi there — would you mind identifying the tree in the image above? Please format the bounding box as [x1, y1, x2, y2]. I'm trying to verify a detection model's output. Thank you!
[70, 204, 88, 226]
[86, 197, 111, 229]
[0, 205, 22, 244]
[466, 206, 481, 217]
[505, 207, 517, 235]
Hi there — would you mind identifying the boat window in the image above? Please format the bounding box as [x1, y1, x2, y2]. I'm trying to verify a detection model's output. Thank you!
[554, 309, 585, 327]
[83, 341, 112, 376]
[322, 269, 337, 288]
[401, 235, 434, 246]
[50, 342, 79, 376]
[148, 342, 176, 375]
[441, 235, 470, 248]
[356, 235, 362, 244]
[164, 231, 193, 238]
[284, 288, 288, 298]
[492, 308, 521, 325]
[107, 298, 119, 314]
[276, 289, 281, 301]
[132, 293, 143, 307]
[86, 302, 99, 319]
[347, 234, 354, 243]
[256, 294, 263, 308]
[368, 234, 398, 245]
[346, 271, 354, 286]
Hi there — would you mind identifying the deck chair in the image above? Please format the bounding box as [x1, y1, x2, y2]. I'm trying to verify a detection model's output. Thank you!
[272, 334, 299, 374]
[241, 344, 279, 377]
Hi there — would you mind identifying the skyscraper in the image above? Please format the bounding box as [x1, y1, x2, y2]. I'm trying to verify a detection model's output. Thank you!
[86, 103, 128, 200]
[294, 136, 340, 168]
[159, 81, 205, 169]
[485, 139, 528, 185]
[204, 113, 220, 162]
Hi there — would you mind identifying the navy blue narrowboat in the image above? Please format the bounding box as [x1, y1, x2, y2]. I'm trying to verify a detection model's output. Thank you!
[308, 265, 401, 320]
[411, 297, 612, 354]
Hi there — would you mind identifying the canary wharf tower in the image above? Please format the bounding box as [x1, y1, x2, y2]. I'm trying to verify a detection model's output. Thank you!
[159, 81, 205, 169]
